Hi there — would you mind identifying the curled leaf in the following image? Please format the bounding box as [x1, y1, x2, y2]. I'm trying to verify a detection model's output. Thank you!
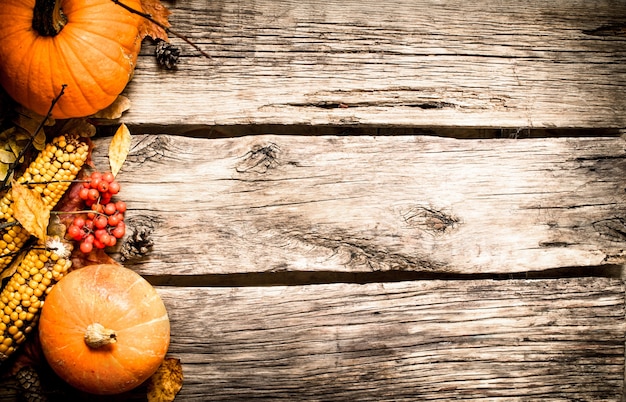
[109, 124, 132, 177]
[12, 181, 49, 241]
[60, 118, 97, 138]
[0, 149, 16, 164]
[140, 0, 172, 41]
[92, 95, 132, 120]
[147, 358, 183, 402]
[0, 251, 23, 285]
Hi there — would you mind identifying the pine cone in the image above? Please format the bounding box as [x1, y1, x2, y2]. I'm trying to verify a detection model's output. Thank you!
[155, 39, 181, 70]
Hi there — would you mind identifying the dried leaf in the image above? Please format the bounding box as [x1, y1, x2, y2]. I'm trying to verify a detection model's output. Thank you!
[0, 250, 23, 284]
[109, 124, 132, 177]
[0, 149, 16, 164]
[147, 358, 183, 402]
[12, 181, 49, 241]
[13, 107, 53, 136]
[0, 164, 9, 182]
[32, 129, 46, 151]
[47, 213, 66, 238]
[140, 0, 171, 41]
[60, 118, 97, 138]
[70, 247, 116, 271]
[7, 333, 45, 377]
[91, 95, 132, 120]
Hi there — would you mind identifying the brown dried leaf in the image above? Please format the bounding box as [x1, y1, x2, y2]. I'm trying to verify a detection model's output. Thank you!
[13, 106, 53, 137]
[70, 247, 116, 271]
[60, 118, 97, 138]
[109, 124, 132, 177]
[12, 181, 49, 241]
[147, 358, 183, 402]
[140, 0, 171, 41]
[0, 251, 23, 284]
[91, 95, 132, 120]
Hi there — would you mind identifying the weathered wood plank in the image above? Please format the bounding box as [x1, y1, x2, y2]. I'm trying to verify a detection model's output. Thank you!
[0, 278, 622, 400]
[90, 134, 626, 275]
[120, 0, 626, 128]
[159, 278, 625, 401]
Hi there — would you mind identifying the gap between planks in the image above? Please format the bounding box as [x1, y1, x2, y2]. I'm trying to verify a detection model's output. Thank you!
[143, 264, 625, 288]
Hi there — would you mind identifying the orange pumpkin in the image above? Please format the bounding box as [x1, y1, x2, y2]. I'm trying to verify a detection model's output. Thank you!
[38, 264, 170, 395]
[0, 0, 144, 119]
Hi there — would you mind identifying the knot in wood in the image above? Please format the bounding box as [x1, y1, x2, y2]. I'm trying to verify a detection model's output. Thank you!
[236, 143, 281, 174]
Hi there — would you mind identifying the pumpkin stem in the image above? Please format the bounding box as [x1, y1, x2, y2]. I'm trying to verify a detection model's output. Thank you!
[32, 0, 67, 37]
[84, 323, 117, 348]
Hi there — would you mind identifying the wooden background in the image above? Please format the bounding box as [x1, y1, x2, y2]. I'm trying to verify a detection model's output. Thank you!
[4, 0, 626, 400]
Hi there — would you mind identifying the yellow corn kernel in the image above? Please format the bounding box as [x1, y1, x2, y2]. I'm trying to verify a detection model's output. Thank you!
[0, 134, 89, 274]
[0, 238, 72, 363]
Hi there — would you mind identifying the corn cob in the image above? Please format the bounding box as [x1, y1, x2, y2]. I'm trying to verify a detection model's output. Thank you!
[0, 134, 89, 273]
[0, 236, 72, 362]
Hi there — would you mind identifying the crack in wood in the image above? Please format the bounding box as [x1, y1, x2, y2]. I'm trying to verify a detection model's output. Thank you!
[281, 100, 458, 110]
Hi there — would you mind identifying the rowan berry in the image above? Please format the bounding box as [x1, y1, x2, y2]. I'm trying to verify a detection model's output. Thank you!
[99, 232, 112, 246]
[73, 217, 85, 228]
[67, 225, 82, 241]
[107, 213, 121, 227]
[102, 172, 115, 183]
[87, 188, 99, 202]
[98, 181, 109, 193]
[93, 238, 105, 250]
[115, 201, 127, 213]
[104, 203, 117, 215]
[112, 223, 125, 239]
[105, 236, 117, 247]
[108, 181, 120, 195]
[100, 194, 112, 205]
[94, 215, 108, 230]
[80, 241, 93, 254]
[78, 187, 90, 200]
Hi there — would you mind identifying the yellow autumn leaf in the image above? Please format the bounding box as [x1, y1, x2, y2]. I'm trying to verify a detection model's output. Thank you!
[146, 358, 183, 402]
[0, 149, 16, 164]
[12, 181, 49, 241]
[109, 123, 132, 177]
[0, 164, 9, 182]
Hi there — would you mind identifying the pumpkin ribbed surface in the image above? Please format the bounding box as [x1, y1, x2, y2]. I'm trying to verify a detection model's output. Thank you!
[0, 0, 143, 118]
[38, 264, 170, 395]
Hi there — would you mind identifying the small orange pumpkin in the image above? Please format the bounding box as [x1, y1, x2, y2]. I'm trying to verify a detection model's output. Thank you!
[0, 0, 144, 119]
[38, 264, 170, 395]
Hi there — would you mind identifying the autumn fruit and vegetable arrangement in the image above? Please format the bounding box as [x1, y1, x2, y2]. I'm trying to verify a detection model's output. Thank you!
[0, 0, 187, 400]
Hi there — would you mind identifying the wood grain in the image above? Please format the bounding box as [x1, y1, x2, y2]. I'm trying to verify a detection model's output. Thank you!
[119, 0, 626, 128]
[1, 278, 622, 401]
[160, 278, 625, 401]
[89, 134, 626, 276]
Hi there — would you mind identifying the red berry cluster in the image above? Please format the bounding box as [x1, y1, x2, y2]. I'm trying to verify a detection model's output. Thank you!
[67, 171, 127, 253]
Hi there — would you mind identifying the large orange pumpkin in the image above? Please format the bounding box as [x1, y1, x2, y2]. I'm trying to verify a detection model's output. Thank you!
[0, 0, 144, 119]
[38, 264, 170, 395]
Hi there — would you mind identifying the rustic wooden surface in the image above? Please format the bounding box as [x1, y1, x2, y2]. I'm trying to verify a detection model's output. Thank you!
[3, 1, 626, 400]
[0, 278, 623, 401]
[120, 0, 626, 129]
[162, 278, 625, 401]
[87, 134, 626, 277]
